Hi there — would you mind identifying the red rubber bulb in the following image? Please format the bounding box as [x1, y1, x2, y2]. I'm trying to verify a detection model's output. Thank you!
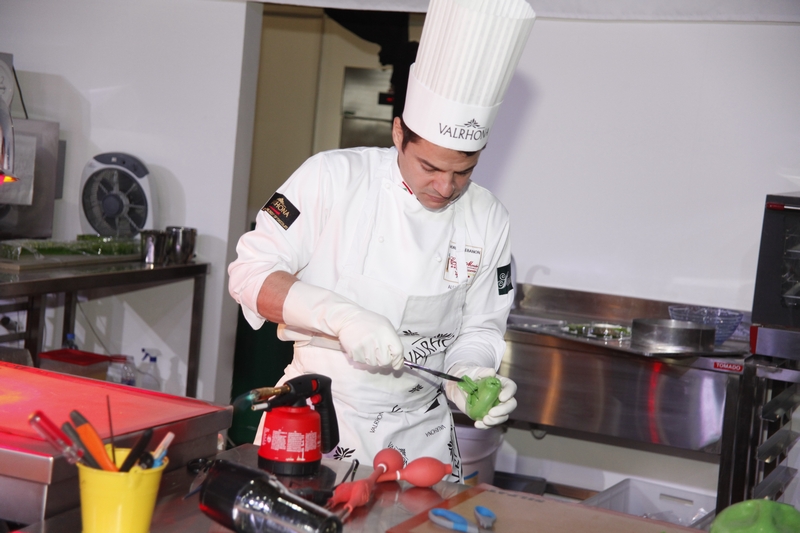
[329, 449, 409, 520]
[373, 448, 404, 475]
[376, 457, 453, 487]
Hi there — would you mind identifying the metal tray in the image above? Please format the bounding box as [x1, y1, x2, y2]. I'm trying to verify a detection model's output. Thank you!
[508, 321, 747, 358]
[0, 362, 232, 525]
[630, 318, 716, 354]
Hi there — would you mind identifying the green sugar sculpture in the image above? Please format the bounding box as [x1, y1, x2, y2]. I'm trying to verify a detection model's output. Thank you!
[457, 376, 502, 421]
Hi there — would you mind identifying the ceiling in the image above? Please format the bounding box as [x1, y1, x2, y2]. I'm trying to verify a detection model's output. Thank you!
[260, 0, 800, 22]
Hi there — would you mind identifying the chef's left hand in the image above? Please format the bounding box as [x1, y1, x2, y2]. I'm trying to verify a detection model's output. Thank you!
[444, 364, 518, 429]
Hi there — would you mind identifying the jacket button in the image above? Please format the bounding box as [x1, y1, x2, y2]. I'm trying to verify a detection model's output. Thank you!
[435, 255, 441, 262]
[378, 236, 384, 243]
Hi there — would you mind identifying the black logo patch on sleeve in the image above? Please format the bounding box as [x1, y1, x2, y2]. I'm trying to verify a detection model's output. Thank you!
[497, 264, 513, 295]
[261, 193, 300, 230]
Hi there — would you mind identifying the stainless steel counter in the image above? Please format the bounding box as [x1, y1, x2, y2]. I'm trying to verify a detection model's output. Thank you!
[17, 444, 470, 533]
[0, 363, 232, 526]
[17, 444, 706, 533]
[500, 326, 743, 458]
[501, 284, 753, 512]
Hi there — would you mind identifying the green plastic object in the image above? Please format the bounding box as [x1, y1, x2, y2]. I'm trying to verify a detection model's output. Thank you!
[457, 376, 502, 420]
[711, 500, 800, 533]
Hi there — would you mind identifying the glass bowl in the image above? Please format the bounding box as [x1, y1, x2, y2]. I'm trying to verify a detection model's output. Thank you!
[667, 306, 744, 345]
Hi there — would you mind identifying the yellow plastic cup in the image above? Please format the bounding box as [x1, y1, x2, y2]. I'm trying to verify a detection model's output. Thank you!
[77, 445, 168, 533]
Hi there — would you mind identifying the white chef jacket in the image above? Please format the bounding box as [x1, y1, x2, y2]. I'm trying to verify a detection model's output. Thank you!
[228, 146, 513, 480]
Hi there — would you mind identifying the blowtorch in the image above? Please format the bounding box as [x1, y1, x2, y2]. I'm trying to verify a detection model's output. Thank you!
[238, 374, 339, 476]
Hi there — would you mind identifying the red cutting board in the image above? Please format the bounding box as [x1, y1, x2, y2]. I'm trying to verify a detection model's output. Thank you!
[388, 484, 697, 533]
[0, 362, 223, 440]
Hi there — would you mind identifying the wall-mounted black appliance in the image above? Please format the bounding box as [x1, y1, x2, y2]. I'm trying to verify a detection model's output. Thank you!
[751, 192, 800, 358]
[723, 193, 800, 511]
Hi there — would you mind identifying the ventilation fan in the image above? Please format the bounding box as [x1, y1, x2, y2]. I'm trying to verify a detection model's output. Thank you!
[80, 152, 155, 238]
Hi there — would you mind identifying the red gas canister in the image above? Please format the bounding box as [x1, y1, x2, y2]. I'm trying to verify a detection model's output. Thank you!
[258, 406, 322, 472]
[254, 374, 339, 476]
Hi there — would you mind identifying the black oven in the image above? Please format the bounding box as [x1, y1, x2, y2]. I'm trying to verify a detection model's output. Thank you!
[752, 192, 800, 357]
[720, 193, 800, 509]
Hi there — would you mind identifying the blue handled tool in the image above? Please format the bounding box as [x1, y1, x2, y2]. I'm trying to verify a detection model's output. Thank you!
[428, 506, 497, 532]
[428, 509, 478, 533]
[474, 506, 496, 529]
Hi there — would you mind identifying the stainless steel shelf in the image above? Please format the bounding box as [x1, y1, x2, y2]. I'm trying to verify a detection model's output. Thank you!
[761, 383, 800, 422]
[753, 465, 798, 500]
[0, 261, 208, 397]
[757, 429, 800, 464]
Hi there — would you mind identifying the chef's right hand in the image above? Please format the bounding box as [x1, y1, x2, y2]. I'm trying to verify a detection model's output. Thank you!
[282, 281, 404, 369]
[336, 309, 404, 369]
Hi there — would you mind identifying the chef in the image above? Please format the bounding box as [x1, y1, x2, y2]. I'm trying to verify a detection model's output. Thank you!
[228, 0, 535, 481]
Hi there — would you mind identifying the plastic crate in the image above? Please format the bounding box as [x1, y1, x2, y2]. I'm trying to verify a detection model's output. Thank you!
[581, 478, 715, 528]
[38, 349, 110, 380]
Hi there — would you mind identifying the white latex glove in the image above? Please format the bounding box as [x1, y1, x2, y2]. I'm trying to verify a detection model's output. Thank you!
[283, 281, 405, 369]
[444, 364, 518, 429]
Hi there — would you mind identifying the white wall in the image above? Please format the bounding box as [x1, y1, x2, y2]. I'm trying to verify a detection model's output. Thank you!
[248, 6, 324, 223]
[475, 17, 800, 496]
[481, 19, 800, 311]
[0, 0, 262, 403]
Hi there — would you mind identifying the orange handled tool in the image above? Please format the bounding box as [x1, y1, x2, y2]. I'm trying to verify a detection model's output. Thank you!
[70, 410, 118, 472]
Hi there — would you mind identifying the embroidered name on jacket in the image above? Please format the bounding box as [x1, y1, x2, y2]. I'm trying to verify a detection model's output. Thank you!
[497, 264, 513, 295]
[443, 242, 482, 283]
[262, 193, 300, 230]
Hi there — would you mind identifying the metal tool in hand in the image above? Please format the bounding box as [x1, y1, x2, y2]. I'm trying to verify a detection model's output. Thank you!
[403, 361, 464, 382]
[404, 362, 502, 421]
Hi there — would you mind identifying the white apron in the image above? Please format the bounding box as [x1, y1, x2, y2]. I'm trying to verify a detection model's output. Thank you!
[256, 156, 471, 482]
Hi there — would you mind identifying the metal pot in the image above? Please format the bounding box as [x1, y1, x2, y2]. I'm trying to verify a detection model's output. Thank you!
[631, 318, 715, 353]
[165, 226, 196, 265]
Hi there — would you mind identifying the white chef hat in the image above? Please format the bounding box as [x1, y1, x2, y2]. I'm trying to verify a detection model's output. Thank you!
[403, 0, 535, 152]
